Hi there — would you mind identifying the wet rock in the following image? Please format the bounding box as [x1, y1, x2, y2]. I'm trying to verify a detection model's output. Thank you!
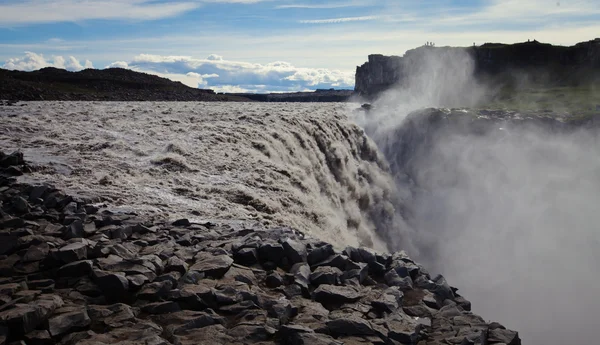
[233, 247, 258, 266]
[172, 218, 191, 227]
[384, 269, 413, 290]
[416, 274, 454, 301]
[454, 295, 472, 311]
[24, 330, 52, 345]
[142, 301, 181, 314]
[12, 196, 30, 214]
[29, 185, 48, 201]
[164, 256, 188, 275]
[57, 242, 88, 263]
[282, 238, 307, 264]
[327, 315, 375, 336]
[488, 328, 521, 345]
[169, 284, 213, 310]
[385, 315, 420, 344]
[190, 252, 233, 278]
[87, 303, 137, 329]
[265, 272, 283, 288]
[110, 226, 132, 240]
[57, 260, 93, 277]
[307, 243, 335, 266]
[64, 220, 84, 239]
[155, 310, 224, 335]
[341, 262, 369, 284]
[0, 234, 18, 255]
[283, 284, 303, 299]
[171, 324, 235, 345]
[127, 274, 150, 289]
[155, 271, 181, 288]
[105, 243, 137, 260]
[92, 270, 130, 302]
[0, 294, 63, 335]
[0, 305, 42, 335]
[48, 308, 91, 337]
[0, 217, 25, 230]
[222, 266, 256, 285]
[179, 271, 205, 285]
[75, 277, 102, 297]
[22, 243, 50, 262]
[403, 304, 434, 318]
[257, 242, 286, 265]
[137, 281, 173, 301]
[290, 263, 311, 292]
[227, 323, 275, 342]
[311, 254, 351, 271]
[0, 282, 26, 297]
[372, 287, 404, 313]
[309, 266, 342, 286]
[313, 284, 361, 305]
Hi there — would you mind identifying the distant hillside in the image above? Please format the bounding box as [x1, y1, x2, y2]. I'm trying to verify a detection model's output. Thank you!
[223, 89, 354, 102]
[0, 67, 250, 101]
[355, 38, 600, 97]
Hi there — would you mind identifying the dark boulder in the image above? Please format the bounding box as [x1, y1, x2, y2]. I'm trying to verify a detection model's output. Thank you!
[309, 266, 342, 286]
[282, 238, 307, 264]
[92, 270, 130, 302]
[327, 315, 376, 336]
[312, 285, 361, 305]
[57, 260, 93, 277]
[48, 308, 91, 337]
[307, 243, 335, 266]
[190, 252, 233, 278]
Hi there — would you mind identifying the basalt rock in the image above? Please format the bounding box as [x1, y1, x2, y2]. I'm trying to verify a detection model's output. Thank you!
[0, 151, 522, 345]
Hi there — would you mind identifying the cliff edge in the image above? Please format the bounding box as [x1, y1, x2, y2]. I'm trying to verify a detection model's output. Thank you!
[355, 38, 600, 97]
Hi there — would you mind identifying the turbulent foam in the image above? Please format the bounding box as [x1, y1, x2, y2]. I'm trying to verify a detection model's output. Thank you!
[0, 101, 406, 251]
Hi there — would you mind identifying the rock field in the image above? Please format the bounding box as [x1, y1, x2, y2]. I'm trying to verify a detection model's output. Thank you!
[0, 150, 521, 344]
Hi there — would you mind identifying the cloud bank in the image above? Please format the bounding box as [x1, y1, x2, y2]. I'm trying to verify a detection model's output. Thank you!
[2, 52, 93, 71]
[2, 52, 354, 93]
[107, 53, 354, 92]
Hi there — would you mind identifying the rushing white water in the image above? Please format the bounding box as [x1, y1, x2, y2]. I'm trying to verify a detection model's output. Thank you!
[0, 101, 409, 252]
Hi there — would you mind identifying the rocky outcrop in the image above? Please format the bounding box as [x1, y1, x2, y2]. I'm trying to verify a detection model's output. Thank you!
[355, 38, 600, 97]
[0, 67, 250, 102]
[0, 151, 521, 344]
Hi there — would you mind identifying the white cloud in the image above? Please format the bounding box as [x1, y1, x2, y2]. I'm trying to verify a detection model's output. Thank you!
[0, 0, 273, 25]
[207, 54, 224, 61]
[276, 0, 374, 9]
[148, 71, 208, 88]
[299, 16, 379, 24]
[0, 0, 200, 25]
[115, 53, 354, 92]
[107, 61, 129, 69]
[2, 51, 93, 71]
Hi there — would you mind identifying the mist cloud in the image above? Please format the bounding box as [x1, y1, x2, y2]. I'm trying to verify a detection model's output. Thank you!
[352, 47, 600, 345]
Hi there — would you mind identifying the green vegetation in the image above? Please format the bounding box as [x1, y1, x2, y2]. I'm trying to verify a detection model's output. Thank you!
[479, 84, 600, 121]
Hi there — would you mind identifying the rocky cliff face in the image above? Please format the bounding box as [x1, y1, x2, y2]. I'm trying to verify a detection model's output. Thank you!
[355, 38, 600, 97]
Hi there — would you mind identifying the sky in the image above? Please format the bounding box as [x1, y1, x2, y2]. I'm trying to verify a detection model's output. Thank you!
[0, 0, 599, 93]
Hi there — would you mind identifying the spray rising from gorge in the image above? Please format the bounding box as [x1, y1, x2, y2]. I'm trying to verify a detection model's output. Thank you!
[351, 45, 600, 345]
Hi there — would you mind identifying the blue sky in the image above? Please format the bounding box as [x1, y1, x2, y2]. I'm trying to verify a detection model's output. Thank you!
[1, 0, 598, 93]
